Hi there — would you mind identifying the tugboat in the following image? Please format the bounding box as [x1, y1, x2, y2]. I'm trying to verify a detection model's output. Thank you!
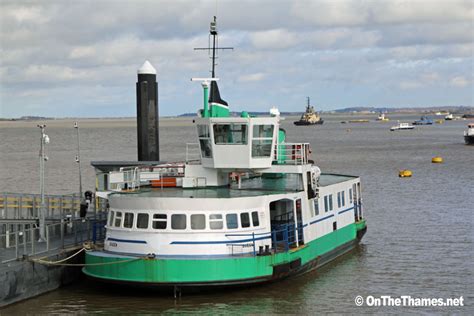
[465, 123, 474, 145]
[412, 115, 433, 125]
[376, 113, 389, 121]
[83, 17, 366, 292]
[293, 97, 324, 125]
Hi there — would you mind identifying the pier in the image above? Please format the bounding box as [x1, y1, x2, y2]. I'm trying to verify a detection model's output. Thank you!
[0, 192, 107, 307]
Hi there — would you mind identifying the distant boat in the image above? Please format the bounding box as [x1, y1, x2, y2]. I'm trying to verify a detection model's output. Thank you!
[294, 97, 324, 125]
[464, 123, 474, 145]
[376, 113, 389, 121]
[462, 114, 474, 119]
[390, 122, 415, 131]
[412, 116, 433, 125]
[445, 113, 454, 121]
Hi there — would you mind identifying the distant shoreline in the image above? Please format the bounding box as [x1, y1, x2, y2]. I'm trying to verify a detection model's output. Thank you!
[2, 106, 472, 121]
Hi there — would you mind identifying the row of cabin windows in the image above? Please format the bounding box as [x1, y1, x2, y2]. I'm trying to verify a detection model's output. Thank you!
[197, 124, 274, 158]
[109, 211, 260, 230]
[313, 187, 355, 216]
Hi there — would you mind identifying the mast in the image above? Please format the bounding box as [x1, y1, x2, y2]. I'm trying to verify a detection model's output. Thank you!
[194, 16, 233, 78]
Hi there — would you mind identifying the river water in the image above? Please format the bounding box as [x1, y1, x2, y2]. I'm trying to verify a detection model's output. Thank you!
[1, 114, 472, 314]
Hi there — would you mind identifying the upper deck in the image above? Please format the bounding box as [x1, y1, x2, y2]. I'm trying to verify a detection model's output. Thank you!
[110, 173, 304, 199]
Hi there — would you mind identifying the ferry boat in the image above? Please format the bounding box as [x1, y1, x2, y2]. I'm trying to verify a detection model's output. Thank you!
[293, 97, 324, 125]
[390, 122, 415, 131]
[465, 123, 474, 145]
[83, 17, 367, 292]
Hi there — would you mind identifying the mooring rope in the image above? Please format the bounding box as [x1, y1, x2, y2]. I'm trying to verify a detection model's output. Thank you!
[35, 247, 86, 264]
[28, 246, 144, 267]
[30, 257, 142, 267]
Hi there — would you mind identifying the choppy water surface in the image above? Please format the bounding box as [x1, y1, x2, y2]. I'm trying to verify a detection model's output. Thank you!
[1, 114, 473, 314]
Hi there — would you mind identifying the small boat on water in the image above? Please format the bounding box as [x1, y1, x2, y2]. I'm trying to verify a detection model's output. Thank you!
[390, 122, 415, 131]
[412, 116, 433, 125]
[294, 97, 324, 125]
[376, 113, 389, 121]
[464, 123, 474, 145]
[445, 113, 454, 121]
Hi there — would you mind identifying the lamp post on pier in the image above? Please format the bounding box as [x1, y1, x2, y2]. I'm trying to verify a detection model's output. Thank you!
[37, 124, 49, 242]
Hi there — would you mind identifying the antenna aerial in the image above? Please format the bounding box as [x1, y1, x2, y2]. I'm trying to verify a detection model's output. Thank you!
[194, 16, 233, 78]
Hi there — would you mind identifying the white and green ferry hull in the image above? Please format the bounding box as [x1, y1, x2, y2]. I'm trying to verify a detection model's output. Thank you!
[83, 220, 366, 287]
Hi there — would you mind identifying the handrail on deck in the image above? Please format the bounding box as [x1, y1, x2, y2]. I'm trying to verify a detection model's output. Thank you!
[273, 142, 311, 165]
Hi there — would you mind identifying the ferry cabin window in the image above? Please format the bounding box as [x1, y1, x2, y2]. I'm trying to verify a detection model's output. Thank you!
[252, 125, 274, 157]
[329, 194, 333, 211]
[152, 214, 167, 229]
[191, 214, 206, 230]
[123, 212, 134, 228]
[137, 213, 149, 229]
[209, 214, 223, 229]
[251, 211, 259, 227]
[108, 211, 114, 227]
[337, 192, 341, 208]
[341, 191, 345, 207]
[197, 125, 212, 158]
[314, 199, 319, 216]
[213, 124, 247, 145]
[349, 188, 353, 204]
[171, 214, 187, 230]
[241, 213, 250, 228]
[226, 213, 238, 229]
[324, 196, 329, 213]
[114, 211, 122, 227]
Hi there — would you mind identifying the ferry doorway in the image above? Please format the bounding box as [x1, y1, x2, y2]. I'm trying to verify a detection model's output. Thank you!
[269, 199, 299, 251]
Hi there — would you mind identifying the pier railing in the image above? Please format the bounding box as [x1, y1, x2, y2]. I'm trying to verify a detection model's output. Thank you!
[0, 193, 82, 220]
[0, 217, 106, 263]
[273, 143, 311, 165]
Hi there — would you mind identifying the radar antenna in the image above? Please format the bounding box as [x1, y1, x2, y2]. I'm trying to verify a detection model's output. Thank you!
[194, 16, 233, 78]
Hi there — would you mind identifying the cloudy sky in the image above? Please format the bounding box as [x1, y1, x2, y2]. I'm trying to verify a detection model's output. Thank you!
[1, 0, 472, 117]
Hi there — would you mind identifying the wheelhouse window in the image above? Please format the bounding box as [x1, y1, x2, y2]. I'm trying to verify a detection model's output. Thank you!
[252, 124, 274, 157]
[213, 124, 247, 145]
[209, 214, 223, 229]
[191, 214, 206, 230]
[240, 213, 250, 228]
[251, 211, 259, 227]
[114, 211, 122, 227]
[123, 212, 134, 228]
[171, 214, 187, 230]
[152, 214, 167, 229]
[226, 213, 238, 229]
[137, 213, 149, 229]
[197, 124, 212, 158]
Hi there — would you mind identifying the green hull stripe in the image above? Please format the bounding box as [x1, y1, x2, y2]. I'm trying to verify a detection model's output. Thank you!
[84, 222, 360, 284]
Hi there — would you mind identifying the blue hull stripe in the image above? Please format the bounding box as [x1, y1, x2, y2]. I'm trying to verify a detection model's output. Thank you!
[309, 214, 334, 225]
[338, 206, 355, 215]
[107, 237, 147, 244]
[170, 235, 271, 245]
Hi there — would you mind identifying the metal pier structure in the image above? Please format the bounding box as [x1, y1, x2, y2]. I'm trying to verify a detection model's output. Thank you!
[0, 192, 107, 307]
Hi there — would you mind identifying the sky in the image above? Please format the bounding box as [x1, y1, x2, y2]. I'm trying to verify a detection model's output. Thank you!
[0, 0, 473, 118]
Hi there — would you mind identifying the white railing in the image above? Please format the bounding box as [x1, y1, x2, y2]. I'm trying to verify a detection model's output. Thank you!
[108, 164, 185, 192]
[186, 143, 201, 164]
[273, 143, 311, 165]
